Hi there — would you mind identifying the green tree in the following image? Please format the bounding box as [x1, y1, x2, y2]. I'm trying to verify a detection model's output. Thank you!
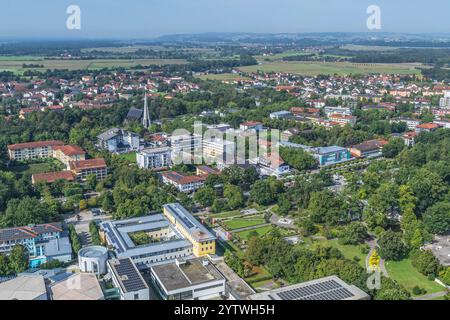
[423, 201, 450, 235]
[382, 138, 405, 158]
[194, 186, 216, 207]
[339, 222, 368, 245]
[378, 230, 407, 261]
[8, 245, 29, 274]
[223, 184, 245, 210]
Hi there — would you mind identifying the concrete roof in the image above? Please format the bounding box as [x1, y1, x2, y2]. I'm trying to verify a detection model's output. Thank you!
[49, 273, 104, 300]
[0, 275, 47, 300]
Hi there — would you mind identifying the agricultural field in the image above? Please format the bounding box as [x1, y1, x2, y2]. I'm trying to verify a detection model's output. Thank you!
[385, 258, 444, 296]
[238, 61, 422, 76]
[0, 57, 188, 74]
[196, 73, 251, 81]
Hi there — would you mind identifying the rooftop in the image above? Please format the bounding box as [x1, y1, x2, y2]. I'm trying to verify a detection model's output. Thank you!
[0, 222, 63, 242]
[107, 258, 148, 293]
[69, 158, 107, 171]
[32, 171, 75, 184]
[248, 276, 369, 301]
[8, 140, 64, 151]
[151, 258, 224, 292]
[54, 145, 86, 156]
[0, 275, 47, 300]
[49, 273, 104, 300]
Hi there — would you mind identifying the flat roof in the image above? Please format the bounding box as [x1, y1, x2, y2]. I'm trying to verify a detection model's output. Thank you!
[163, 203, 216, 242]
[108, 258, 148, 293]
[151, 258, 224, 293]
[248, 276, 369, 300]
[49, 273, 104, 300]
[0, 275, 47, 300]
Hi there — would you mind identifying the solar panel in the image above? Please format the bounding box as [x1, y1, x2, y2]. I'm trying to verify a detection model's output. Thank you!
[114, 258, 148, 292]
[276, 279, 356, 300]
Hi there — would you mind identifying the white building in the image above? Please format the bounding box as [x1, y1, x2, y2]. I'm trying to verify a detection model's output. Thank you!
[324, 106, 352, 117]
[202, 137, 236, 165]
[78, 246, 109, 275]
[137, 147, 172, 170]
[150, 258, 225, 300]
[170, 133, 202, 163]
[439, 91, 450, 108]
[97, 128, 140, 154]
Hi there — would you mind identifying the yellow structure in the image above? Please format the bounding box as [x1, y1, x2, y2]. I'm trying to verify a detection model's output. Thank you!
[163, 203, 216, 257]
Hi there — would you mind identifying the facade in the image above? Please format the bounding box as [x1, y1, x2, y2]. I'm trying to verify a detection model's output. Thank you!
[69, 158, 108, 182]
[439, 90, 450, 108]
[390, 118, 421, 131]
[403, 131, 418, 147]
[170, 133, 202, 163]
[7, 140, 64, 161]
[248, 275, 369, 300]
[328, 114, 357, 127]
[202, 137, 236, 165]
[137, 147, 172, 171]
[97, 128, 140, 154]
[348, 139, 388, 158]
[53, 145, 86, 168]
[150, 258, 225, 300]
[78, 246, 109, 275]
[269, 111, 292, 119]
[160, 171, 207, 193]
[252, 153, 290, 178]
[163, 203, 216, 258]
[239, 121, 263, 131]
[107, 258, 149, 300]
[0, 222, 72, 268]
[324, 106, 351, 117]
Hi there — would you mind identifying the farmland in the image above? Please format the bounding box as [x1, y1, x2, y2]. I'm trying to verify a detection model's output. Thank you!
[239, 61, 422, 76]
[0, 58, 188, 74]
[196, 73, 251, 81]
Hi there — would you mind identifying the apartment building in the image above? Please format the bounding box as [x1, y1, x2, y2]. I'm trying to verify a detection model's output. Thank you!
[7, 140, 65, 161]
[137, 147, 172, 171]
[69, 158, 108, 181]
[53, 145, 86, 168]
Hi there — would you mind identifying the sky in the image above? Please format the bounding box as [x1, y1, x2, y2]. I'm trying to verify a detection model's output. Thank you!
[1, 0, 449, 39]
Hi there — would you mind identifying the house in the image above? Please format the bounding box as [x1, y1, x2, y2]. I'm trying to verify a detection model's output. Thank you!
[239, 121, 263, 131]
[328, 114, 357, 127]
[7, 140, 65, 161]
[269, 111, 292, 120]
[253, 153, 290, 178]
[348, 139, 388, 158]
[202, 137, 236, 165]
[390, 118, 421, 130]
[402, 131, 418, 147]
[160, 171, 207, 192]
[53, 145, 86, 168]
[137, 147, 172, 171]
[415, 123, 442, 133]
[69, 158, 108, 182]
[0, 222, 72, 268]
[97, 128, 140, 154]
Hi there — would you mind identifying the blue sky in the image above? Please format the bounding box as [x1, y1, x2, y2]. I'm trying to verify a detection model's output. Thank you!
[1, 0, 449, 39]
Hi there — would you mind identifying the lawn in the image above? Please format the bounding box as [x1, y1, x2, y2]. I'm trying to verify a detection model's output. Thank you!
[223, 218, 267, 230]
[236, 225, 274, 240]
[312, 239, 367, 268]
[212, 210, 242, 219]
[9, 161, 63, 176]
[239, 61, 422, 76]
[385, 258, 445, 296]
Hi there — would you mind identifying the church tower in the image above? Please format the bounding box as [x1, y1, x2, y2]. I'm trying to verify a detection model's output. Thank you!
[142, 90, 151, 129]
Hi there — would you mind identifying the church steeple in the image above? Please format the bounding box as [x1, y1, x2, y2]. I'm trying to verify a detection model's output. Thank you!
[142, 90, 151, 129]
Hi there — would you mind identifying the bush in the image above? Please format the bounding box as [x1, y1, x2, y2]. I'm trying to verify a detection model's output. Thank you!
[412, 286, 426, 295]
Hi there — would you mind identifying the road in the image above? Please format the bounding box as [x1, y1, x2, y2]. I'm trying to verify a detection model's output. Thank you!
[64, 209, 112, 246]
[413, 291, 448, 300]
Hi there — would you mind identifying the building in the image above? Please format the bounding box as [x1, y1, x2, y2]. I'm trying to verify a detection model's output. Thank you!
[196, 165, 220, 176]
[206, 123, 231, 132]
[97, 128, 140, 154]
[248, 275, 369, 300]
[69, 158, 108, 182]
[53, 145, 86, 168]
[163, 203, 216, 258]
[137, 147, 172, 171]
[7, 140, 64, 161]
[390, 118, 421, 130]
[415, 122, 442, 133]
[202, 137, 236, 165]
[0, 222, 72, 268]
[78, 246, 109, 275]
[150, 258, 225, 300]
[403, 131, 418, 147]
[107, 258, 149, 300]
[160, 171, 207, 193]
[348, 139, 388, 158]
[281, 128, 300, 142]
[49, 273, 104, 300]
[0, 275, 47, 300]
[252, 153, 290, 178]
[439, 90, 450, 108]
[170, 133, 202, 163]
[310, 146, 351, 166]
[31, 170, 76, 185]
[324, 106, 351, 117]
[239, 121, 263, 131]
[269, 111, 292, 120]
[328, 114, 357, 127]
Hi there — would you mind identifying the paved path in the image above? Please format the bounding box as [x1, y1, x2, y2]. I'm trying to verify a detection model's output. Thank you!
[413, 291, 448, 300]
[365, 240, 389, 277]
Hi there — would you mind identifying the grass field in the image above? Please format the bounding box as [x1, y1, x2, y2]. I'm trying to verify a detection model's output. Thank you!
[0, 58, 188, 74]
[9, 161, 63, 176]
[116, 152, 136, 163]
[196, 73, 251, 81]
[311, 239, 367, 268]
[385, 258, 444, 296]
[236, 225, 274, 240]
[239, 61, 422, 76]
[223, 218, 267, 231]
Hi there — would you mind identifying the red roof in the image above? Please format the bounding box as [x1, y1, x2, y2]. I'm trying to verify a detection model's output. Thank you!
[416, 123, 441, 130]
[241, 121, 262, 127]
[161, 171, 207, 185]
[8, 140, 65, 151]
[69, 158, 107, 171]
[32, 171, 76, 184]
[54, 145, 86, 156]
